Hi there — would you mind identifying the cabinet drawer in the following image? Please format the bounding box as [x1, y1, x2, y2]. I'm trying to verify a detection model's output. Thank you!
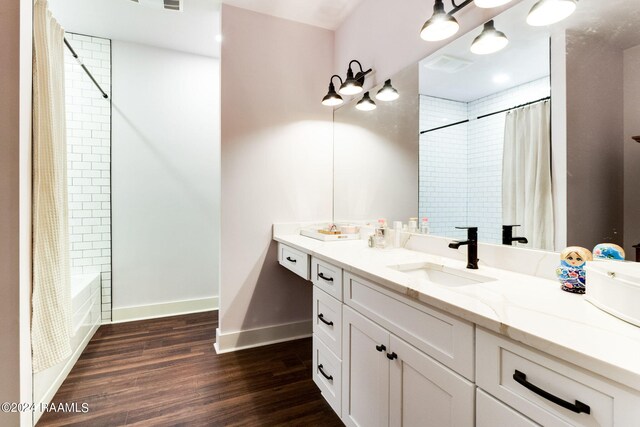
[313, 335, 342, 418]
[477, 390, 539, 427]
[344, 272, 475, 380]
[277, 243, 310, 280]
[311, 257, 343, 300]
[476, 328, 640, 427]
[313, 287, 342, 357]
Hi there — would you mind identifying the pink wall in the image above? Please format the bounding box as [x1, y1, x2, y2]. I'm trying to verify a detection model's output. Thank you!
[219, 5, 334, 348]
[624, 45, 640, 257]
[0, 0, 32, 423]
[0, 1, 22, 420]
[334, 0, 524, 87]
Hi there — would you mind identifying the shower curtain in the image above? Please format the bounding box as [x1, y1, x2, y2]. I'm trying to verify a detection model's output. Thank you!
[31, 0, 72, 373]
[502, 100, 554, 251]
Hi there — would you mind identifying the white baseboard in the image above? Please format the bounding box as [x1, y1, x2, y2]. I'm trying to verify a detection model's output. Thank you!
[214, 320, 312, 354]
[33, 322, 100, 425]
[111, 296, 219, 323]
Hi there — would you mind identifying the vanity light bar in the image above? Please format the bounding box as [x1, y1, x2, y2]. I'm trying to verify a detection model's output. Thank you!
[420, 0, 578, 49]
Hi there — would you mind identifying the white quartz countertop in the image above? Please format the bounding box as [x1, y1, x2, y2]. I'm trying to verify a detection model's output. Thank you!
[274, 233, 640, 391]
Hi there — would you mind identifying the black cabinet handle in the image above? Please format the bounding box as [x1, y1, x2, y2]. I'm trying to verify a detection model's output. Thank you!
[318, 313, 333, 326]
[318, 272, 334, 282]
[318, 364, 333, 381]
[386, 352, 398, 360]
[376, 344, 386, 352]
[286, 257, 296, 263]
[513, 370, 591, 414]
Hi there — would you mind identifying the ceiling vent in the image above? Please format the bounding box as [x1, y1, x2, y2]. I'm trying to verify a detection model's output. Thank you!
[130, 0, 182, 11]
[423, 55, 473, 73]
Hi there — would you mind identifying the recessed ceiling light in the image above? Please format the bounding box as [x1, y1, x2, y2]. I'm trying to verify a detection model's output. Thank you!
[493, 73, 510, 84]
[215, 34, 223, 43]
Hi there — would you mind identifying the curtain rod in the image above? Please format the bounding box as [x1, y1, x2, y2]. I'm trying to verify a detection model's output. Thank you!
[420, 96, 550, 135]
[63, 38, 109, 100]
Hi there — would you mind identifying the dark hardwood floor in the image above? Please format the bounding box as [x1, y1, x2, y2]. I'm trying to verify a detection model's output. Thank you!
[37, 311, 343, 427]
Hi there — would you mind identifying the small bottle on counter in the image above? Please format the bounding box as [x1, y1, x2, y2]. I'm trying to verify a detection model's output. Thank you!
[374, 218, 387, 249]
[408, 217, 418, 233]
[393, 221, 403, 247]
[420, 217, 430, 234]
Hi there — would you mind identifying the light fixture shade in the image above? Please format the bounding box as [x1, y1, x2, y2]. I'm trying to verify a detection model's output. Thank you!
[420, 0, 460, 41]
[474, 0, 513, 8]
[339, 80, 364, 96]
[376, 79, 399, 102]
[470, 20, 509, 55]
[356, 92, 377, 111]
[322, 82, 344, 107]
[526, 0, 577, 26]
[339, 66, 364, 95]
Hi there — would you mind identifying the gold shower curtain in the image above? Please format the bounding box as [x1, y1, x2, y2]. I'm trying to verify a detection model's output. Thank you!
[31, 0, 72, 373]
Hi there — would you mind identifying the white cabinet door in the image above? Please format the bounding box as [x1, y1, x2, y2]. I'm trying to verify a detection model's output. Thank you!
[477, 390, 540, 427]
[342, 306, 390, 427]
[389, 335, 475, 427]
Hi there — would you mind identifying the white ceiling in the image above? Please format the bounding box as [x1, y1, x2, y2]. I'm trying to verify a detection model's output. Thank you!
[49, 0, 221, 57]
[221, 0, 364, 30]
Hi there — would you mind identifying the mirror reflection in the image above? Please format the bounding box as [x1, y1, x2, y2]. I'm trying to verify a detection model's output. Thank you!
[418, 6, 552, 248]
[333, 0, 640, 259]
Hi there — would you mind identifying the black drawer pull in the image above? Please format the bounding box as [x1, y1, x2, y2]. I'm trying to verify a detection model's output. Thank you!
[513, 370, 591, 414]
[376, 344, 386, 352]
[318, 313, 333, 326]
[318, 364, 333, 381]
[386, 352, 398, 360]
[286, 256, 297, 263]
[318, 272, 334, 282]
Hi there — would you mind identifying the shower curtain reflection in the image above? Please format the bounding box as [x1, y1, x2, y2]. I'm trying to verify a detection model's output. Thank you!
[502, 100, 554, 251]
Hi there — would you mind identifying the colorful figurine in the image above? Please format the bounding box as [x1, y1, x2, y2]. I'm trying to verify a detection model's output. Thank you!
[593, 243, 625, 261]
[556, 246, 593, 294]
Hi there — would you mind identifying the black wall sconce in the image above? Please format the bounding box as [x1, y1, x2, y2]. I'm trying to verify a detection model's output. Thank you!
[420, 0, 577, 52]
[339, 60, 373, 96]
[322, 61, 400, 110]
[322, 75, 344, 107]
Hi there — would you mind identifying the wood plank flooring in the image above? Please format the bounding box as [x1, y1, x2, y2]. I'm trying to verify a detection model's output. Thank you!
[37, 312, 343, 426]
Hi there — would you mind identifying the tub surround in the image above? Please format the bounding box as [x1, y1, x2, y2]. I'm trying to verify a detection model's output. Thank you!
[273, 224, 640, 392]
[33, 273, 101, 424]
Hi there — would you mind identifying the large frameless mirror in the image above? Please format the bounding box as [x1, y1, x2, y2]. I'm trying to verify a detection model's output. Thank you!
[333, 0, 640, 260]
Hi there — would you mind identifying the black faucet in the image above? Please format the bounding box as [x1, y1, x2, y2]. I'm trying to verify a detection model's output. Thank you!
[448, 227, 479, 270]
[634, 243, 640, 263]
[502, 225, 528, 246]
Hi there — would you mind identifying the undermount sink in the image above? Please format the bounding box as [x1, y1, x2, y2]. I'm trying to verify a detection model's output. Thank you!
[389, 262, 495, 287]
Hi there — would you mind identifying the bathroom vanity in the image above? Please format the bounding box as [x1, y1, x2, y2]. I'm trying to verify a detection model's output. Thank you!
[274, 228, 640, 426]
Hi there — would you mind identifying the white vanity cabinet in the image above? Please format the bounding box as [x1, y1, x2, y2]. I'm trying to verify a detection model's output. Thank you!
[274, 237, 640, 427]
[342, 306, 475, 427]
[476, 328, 640, 427]
[310, 256, 344, 418]
[277, 243, 310, 280]
[476, 389, 539, 427]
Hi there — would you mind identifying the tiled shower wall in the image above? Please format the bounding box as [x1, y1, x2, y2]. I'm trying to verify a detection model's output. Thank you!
[64, 33, 112, 321]
[419, 97, 468, 241]
[420, 77, 550, 244]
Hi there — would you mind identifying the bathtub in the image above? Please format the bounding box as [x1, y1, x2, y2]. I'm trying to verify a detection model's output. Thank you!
[33, 273, 102, 423]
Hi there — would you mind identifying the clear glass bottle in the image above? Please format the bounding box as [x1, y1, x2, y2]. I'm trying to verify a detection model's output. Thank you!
[420, 217, 430, 234]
